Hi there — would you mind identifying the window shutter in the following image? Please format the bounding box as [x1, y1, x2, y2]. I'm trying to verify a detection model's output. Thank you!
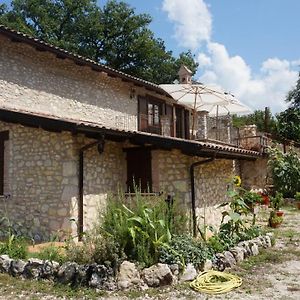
[138, 96, 148, 131]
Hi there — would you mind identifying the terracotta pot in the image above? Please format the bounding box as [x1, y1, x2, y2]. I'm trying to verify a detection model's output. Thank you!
[297, 202, 300, 210]
[270, 221, 282, 228]
[276, 211, 284, 217]
[263, 195, 270, 206]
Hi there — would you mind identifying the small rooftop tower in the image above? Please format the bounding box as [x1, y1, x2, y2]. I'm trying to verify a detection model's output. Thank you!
[178, 65, 193, 84]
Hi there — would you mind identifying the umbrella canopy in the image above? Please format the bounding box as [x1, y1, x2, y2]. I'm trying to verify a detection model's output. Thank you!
[159, 83, 251, 115]
[199, 93, 252, 116]
[159, 83, 229, 110]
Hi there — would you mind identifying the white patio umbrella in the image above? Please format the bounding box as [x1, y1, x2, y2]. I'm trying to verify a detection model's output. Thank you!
[198, 92, 252, 116]
[159, 83, 230, 136]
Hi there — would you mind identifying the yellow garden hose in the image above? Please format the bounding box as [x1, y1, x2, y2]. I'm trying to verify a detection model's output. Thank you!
[190, 270, 242, 294]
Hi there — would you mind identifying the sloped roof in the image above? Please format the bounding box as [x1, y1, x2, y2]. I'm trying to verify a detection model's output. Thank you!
[0, 106, 261, 160]
[0, 25, 171, 98]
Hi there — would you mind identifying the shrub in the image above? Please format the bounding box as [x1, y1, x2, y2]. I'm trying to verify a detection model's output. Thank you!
[101, 191, 188, 267]
[159, 235, 212, 269]
[35, 244, 67, 264]
[0, 235, 28, 259]
[268, 147, 300, 197]
[65, 231, 124, 269]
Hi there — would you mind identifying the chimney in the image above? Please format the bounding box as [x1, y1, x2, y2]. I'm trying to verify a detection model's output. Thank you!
[178, 65, 193, 84]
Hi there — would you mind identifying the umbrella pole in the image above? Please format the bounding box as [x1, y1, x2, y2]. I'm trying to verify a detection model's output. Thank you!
[191, 88, 198, 139]
[216, 105, 219, 140]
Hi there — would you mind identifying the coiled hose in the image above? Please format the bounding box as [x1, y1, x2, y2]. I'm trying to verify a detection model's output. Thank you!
[190, 270, 242, 294]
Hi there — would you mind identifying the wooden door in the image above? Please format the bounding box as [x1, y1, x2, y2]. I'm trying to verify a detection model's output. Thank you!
[126, 148, 152, 193]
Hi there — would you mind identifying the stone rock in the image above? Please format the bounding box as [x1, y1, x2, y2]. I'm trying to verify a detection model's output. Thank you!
[223, 251, 236, 267]
[203, 259, 213, 271]
[212, 255, 226, 272]
[76, 264, 92, 286]
[141, 263, 173, 287]
[0, 255, 12, 273]
[264, 236, 272, 248]
[238, 241, 251, 257]
[57, 262, 79, 284]
[230, 247, 244, 263]
[117, 261, 141, 290]
[10, 259, 27, 276]
[23, 258, 44, 279]
[89, 265, 111, 289]
[252, 237, 263, 247]
[40, 260, 60, 279]
[169, 264, 180, 276]
[180, 263, 197, 282]
[250, 243, 259, 256]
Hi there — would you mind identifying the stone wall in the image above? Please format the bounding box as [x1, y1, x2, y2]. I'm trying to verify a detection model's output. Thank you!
[0, 121, 126, 240]
[152, 149, 238, 229]
[240, 158, 268, 190]
[0, 35, 170, 132]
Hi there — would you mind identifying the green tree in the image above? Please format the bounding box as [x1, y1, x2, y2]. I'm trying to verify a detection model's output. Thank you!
[232, 108, 278, 134]
[276, 108, 300, 142]
[275, 72, 300, 142]
[0, 0, 197, 84]
[286, 72, 300, 108]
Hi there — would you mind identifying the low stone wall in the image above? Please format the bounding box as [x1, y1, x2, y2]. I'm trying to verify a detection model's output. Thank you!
[0, 233, 273, 291]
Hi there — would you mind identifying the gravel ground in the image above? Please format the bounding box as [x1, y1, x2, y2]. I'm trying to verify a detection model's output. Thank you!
[0, 207, 299, 300]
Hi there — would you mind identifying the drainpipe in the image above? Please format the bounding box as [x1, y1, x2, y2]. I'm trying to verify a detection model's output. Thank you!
[190, 153, 216, 237]
[78, 135, 105, 240]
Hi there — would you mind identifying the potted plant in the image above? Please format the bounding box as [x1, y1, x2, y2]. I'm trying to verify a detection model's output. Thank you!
[270, 192, 284, 217]
[269, 211, 283, 228]
[259, 192, 270, 206]
[243, 190, 263, 212]
[295, 192, 300, 210]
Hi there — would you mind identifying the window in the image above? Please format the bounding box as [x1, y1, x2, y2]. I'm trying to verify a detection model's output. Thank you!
[138, 96, 162, 134]
[0, 131, 9, 195]
[126, 147, 152, 193]
[175, 106, 190, 139]
[148, 103, 160, 126]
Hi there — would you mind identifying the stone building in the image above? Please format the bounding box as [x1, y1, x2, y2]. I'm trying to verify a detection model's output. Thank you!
[0, 25, 264, 241]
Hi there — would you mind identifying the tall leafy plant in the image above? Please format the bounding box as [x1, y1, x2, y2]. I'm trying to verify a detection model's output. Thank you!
[268, 147, 300, 197]
[101, 191, 186, 266]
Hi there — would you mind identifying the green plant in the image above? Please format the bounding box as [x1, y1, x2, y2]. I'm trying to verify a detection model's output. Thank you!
[35, 245, 67, 264]
[242, 190, 263, 207]
[270, 192, 284, 211]
[65, 231, 124, 269]
[295, 192, 300, 201]
[268, 147, 300, 197]
[0, 235, 28, 259]
[159, 234, 212, 269]
[101, 190, 186, 267]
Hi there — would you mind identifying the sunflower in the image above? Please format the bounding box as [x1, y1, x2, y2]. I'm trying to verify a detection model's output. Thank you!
[233, 175, 242, 187]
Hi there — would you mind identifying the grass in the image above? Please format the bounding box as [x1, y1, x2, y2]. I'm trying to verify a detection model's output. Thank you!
[0, 273, 106, 299]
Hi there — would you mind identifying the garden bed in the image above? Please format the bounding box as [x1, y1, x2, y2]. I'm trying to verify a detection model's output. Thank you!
[0, 232, 274, 291]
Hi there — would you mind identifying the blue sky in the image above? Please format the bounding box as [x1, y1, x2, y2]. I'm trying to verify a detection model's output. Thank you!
[2, 0, 300, 112]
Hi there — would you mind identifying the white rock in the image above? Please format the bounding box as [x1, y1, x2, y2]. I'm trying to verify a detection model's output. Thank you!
[117, 261, 141, 290]
[180, 263, 197, 282]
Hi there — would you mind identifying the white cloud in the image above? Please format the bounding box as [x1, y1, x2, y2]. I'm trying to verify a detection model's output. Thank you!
[162, 0, 212, 49]
[197, 53, 211, 67]
[199, 43, 298, 112]
[161, 0, 299, 113]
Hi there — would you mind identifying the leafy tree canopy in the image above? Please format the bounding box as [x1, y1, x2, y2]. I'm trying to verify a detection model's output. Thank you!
[276, 107, 300, 143]
[286, 72, 300, 108]
[232, 108, 278, 134]
[275, 72, 300, 143]
[0, 0, 198, 84]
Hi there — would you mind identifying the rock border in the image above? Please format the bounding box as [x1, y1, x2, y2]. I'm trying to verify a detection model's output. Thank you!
[0, 233, 274, 290]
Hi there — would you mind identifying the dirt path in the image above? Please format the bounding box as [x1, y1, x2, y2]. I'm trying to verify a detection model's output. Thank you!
[0, 206, 299, 300]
